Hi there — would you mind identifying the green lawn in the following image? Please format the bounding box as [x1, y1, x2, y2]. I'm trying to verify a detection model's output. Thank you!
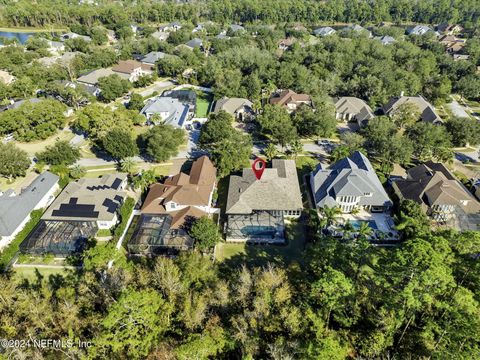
[195, 92, 213, 118]
[153, 164, 172, 176]
[84, 169, 117, 178]
[13, 267, 69, 282]
[215, 220, 307, 268]
[0, 26, 67, 33]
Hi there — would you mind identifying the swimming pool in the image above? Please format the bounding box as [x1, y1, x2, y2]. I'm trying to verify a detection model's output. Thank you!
[241, 225, 277, 238]
[349, 220, 378, 230]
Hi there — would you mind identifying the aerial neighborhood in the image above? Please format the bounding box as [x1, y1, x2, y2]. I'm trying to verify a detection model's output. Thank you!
[0, 0, 480, 358]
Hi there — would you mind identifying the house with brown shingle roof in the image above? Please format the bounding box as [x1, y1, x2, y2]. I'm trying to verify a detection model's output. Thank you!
[112, 60, 153, 82]
[392, 162, 480, 230]
[127, 156, 217, 255]
[269, 89, 312, 113]
[141, 156, 217, 229]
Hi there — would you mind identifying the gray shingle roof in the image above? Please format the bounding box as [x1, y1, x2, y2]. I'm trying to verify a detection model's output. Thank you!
[313, 27, 336, 36]
[226, 159, 303, 214]
[141, 97, 189, 128]
[311, 151, 392, 208]
[374, 35, 396, 45]
[141, 51, 168, 65]
[383, 96, 442, 124]
[213, 97, 253, 115]
[335, 97, 374, 122]
[0, 172, 59, 237]
[185, 38, 203, 49]
[408, 25, 432, 35]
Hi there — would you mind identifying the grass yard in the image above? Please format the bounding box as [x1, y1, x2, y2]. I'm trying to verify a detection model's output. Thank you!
[13, 267, 69, 282]
[215, 220, 307, 268]
[195, 91, 213, 118]
[84, 169, 117, 178]
[13, 130, 75, 156]
[153, 164, 172, 176]
[0, 26, 67, 33]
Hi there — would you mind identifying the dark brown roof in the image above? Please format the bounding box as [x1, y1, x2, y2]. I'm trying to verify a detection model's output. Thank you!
[270, 89, 311, 107]
[393, 162, 480, 213]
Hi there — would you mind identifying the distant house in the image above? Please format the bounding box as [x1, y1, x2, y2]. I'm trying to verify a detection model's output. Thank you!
[383, 95, 443, 125]
[310, 151, 392, 213]
[112, 60, 153, 82]
[229, 24, 245, 33]
[140, 51, 169, 66]
[374, 35, 396, 45]
[0, 172, 59, 250]
[439, 35, 466, 54]
[436, 23, 464, 35]
[77, 68, 117, 86]
[185, 38, 203, 50]
[335, 97, 374, 127]
[278, 37, 296, 50]
[407, 25, 433, 36]
[313, 26, 336, 37]
[45, 40, 65, 54]
[392, 162, 480, 230]
[141, 97, 190, 128]
[0, 69, 15, 85]
[192, 24, 205, 33]
[60, 32, 92, 42]
[225, 159, 303, 243]
[213, 97, 254, 121]
[150, 30, 169, 41]
[342, 24, 372, 37]
[37, 51, 78, 67]
[159, 22, 182, 32]
[269, 89, 312, 113]
[128, 156, 217, 254]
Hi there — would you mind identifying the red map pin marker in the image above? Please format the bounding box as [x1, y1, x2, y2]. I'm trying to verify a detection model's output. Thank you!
[252, 157, 266, 180]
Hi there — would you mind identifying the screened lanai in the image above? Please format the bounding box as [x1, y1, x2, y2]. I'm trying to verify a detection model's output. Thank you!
[20, 220, 97, 256]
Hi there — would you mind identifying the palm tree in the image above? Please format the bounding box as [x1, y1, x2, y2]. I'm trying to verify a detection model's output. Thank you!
[69, 164, 86, 179]
[264, 143, 278, 161]
[357, 221, 373, 240]
[319, 206, 343, 228]
[289, 139, 303, 159]
[342, 220, 355, 240]
[119, 157, 137, 174]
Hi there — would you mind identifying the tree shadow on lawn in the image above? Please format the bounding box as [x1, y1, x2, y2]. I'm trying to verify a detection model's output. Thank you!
[217, 219, 308, 276]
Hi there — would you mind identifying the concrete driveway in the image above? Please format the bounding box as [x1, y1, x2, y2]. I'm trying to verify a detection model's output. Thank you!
[448, 99, 470, 118]
[137, 80, 175, 98]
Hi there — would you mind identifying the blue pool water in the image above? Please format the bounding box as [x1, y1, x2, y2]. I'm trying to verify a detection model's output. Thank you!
[241, 225, 276, 238]
[349, 220, 378, 230]
[0, 31, 35, 44]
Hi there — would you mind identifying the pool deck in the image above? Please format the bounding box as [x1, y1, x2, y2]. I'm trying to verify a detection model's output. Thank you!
[341, 211, 394, 233]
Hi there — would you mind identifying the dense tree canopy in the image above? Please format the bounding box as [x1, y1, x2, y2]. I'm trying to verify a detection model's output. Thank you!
[141, 124, 185, 162]
[0, 99, 67, 142]
[35, 140, 80, 166]
[0, 142, 30, 179]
